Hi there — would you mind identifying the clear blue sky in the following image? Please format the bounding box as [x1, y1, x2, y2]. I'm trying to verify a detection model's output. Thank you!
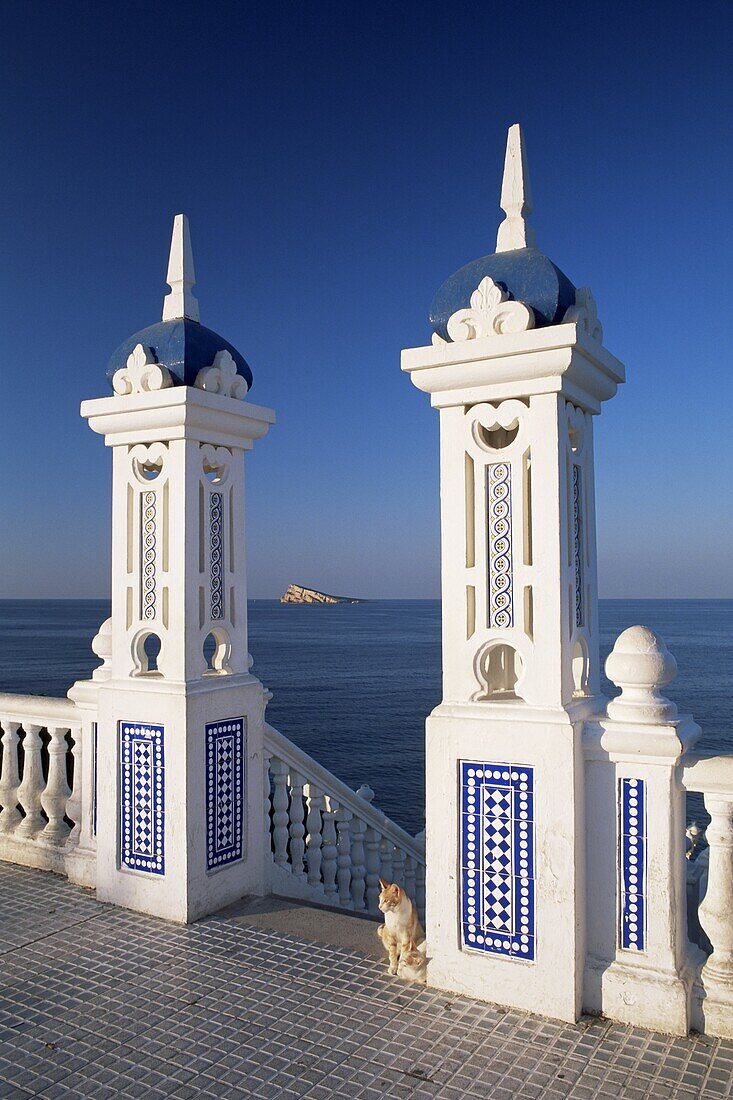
[1, 1, 730, 599]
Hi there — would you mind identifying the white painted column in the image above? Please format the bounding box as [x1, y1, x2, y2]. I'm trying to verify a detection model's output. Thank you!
[82, 378, 274, 924]
[402, 124, 624, 1021]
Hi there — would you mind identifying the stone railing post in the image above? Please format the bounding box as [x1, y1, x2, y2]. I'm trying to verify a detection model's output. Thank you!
[270, 759, 290, 868]
[379, 837, 394, 882]
[65, 727, 82, 842]
[583, 627, 702, 1035]
[697, 797, 733, 1037]
[288, 770, 306, 879]
[40, 726, 72, 845]
[304, 785, 325, 887]
[16, 724, 45, 839]
[320, 800, 338, 900]
[335, 804, 353, 909]
[0, 720, 22, 834]
[364, 825, 381, 914]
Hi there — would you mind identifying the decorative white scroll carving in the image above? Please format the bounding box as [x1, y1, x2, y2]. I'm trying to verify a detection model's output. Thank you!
[446, 277, 534, 342]
[564, 287, 603, 341]
[113, 344, 172, 396]
[200, 443, 231, 486]
[566, 403, 587, 457]
[195, 350, 248, 400]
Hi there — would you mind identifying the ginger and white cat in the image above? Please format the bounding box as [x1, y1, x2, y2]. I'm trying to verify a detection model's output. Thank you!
[377, 878, 426, 981]
[396, 938, 427, 983]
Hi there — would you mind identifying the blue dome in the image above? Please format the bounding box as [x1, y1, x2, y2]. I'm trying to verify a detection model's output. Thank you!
[430, 247, 576, 342]
[107, 319, 253, 391]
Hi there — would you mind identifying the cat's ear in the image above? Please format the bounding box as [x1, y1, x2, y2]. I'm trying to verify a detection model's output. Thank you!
[379, 878, 390, 890]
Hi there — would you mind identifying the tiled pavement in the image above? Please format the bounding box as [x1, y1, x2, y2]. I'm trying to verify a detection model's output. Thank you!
[1, 864, 732, 1099]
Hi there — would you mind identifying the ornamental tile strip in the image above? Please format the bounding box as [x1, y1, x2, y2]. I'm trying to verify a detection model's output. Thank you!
[121, 722, 165, 875]
[487, 463, 513, 628]
[206, 717, 245, 870]
[140, 490, 157, 621]
[461, 761, 535, 960]
[620, 777, 646, 951]
[210, 491, 224, 620]
[573, 464, 583, 627]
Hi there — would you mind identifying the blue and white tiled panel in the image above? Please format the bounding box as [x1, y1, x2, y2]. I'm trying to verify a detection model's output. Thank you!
[206, 718, 245, 871]
[461, 762, 535, 961]
[121, 723, 165, 875]
[619, 778, 646, 951]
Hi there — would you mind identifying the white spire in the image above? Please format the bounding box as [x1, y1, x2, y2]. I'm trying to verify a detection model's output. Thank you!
[496, 124, 536, 253]
[162, 214, 200, 322]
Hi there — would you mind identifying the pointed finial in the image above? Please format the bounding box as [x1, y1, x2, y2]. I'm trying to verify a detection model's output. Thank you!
[496, 124, 536, 253]
[162, 214, 200, 322]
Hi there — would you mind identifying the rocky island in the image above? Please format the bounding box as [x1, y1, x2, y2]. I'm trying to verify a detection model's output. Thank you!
[280, 584, 366, 605]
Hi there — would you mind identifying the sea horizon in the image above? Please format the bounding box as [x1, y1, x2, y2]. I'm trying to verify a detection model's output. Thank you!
[0, 598, 730, 834]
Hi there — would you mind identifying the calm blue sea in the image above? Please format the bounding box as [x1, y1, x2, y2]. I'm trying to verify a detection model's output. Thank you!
[0, 599, 730, 835]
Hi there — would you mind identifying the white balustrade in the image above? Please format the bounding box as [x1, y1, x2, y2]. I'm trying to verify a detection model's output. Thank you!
[682, 753, 733, 1038]
[264, 725, 425, 918]
[16, 724, 45, 838]
[321, 801, 339, 900]
[270, 758, 291, 867]
[0, 721, 21, 835]
[335, 804, 353, 908]
[288, 770, 306, 878]
[350, 814, 367, 911]
[305, 785, 325, 886]
[40, 726, 72, 845]
[0, 695, 89, 878]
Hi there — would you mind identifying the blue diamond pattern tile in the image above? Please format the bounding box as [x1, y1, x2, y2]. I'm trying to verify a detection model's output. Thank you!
[620, 778, 646, 952]
[460, 762, 536, 961]
[120, 723, 164, 875]
[206, 718, 245, 870]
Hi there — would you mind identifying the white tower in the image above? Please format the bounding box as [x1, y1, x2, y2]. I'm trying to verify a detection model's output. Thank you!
[81, 216, 274, 922]
[403, 126, 624, 1020]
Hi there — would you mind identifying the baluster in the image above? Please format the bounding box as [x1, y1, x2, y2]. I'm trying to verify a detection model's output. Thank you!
[16, 724, 45, 838]
[350, 815, 367, 911]
[40, 726, 71, 845]
[393, 847, 406, 888]
[335, 804, 353, 908]
[288, 770, 306, 878]
[320, 799, 338, 899]
[305, 785, 325, 886]
[351, 784, 374, 911]
[415, 833, 426, 921]
[0, 720, 22, 834]
[364, 826, 382, 914]
[65, 726, 82, 842]
[698, 796, 733, 1036]
[380, 836, 394, 882]
[270, 759, 290, 868]
[264, 750, 273, 853]
[416, 863, 426, 922]
[405, 854, 417, 902]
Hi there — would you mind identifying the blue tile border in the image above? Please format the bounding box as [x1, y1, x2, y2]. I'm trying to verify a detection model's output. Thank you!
[619, 778, 646, 951]
[461, 762, 535, 961]
[206, 718, 245, 870]
[120, 722, 165, 875]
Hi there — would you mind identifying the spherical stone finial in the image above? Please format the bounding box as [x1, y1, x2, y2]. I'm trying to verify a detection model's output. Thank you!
[605, 625, 678, 724]
[91, 617, 113, 682]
